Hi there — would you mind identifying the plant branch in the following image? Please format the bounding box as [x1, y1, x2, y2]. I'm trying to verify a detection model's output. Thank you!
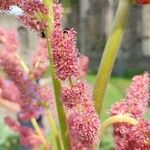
[101, 114, 138, 137]
[47, 111, 62, 150]
[93, 0, 131, 115]
[31, 118, 49, 150]
[43, 1, 71, 149]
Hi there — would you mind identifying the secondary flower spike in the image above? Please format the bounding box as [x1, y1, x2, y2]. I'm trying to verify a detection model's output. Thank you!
[5, 116, 41, 148]
[20, 0, 48, 31]
[51, 3, 79, 80]
[111, 73, 150, 118]
[110, 73, 150, 150]
[68, 111, 100, 149]
[51, 27, 79, 80]
[134, 0, 150, 4]
[30, 38, 49, 80]
[62, 81, 92, 109]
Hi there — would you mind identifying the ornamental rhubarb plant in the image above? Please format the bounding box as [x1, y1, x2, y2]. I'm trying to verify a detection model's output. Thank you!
[0, 0, 150, 150]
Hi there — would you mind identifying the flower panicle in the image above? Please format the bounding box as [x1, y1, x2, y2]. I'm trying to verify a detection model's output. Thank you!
[111, 73, 150, 118]
[51, 4, 100, 148]
[50, 3, 79, 80]
[61, 80, 100, 148]
[51, 26, 79, 80]
[62, 81, 92, 109]
[30, 38, 49, 80]
[0, 76, 21, 104]
[68, 111, 100, 149]
[19, 0, 48, 31]
[53, 3, 63, 22]
[0, 28, 19, 52]
[0, 52, 53, 120]
[110, 73, 150, 150]
[78, 55, 89, 79]
[5, 116, 41, 148]
[5, 30, 19, 53]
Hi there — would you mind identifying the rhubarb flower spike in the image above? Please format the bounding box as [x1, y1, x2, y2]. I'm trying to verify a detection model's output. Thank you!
[110, 73, 150, 150]
[20, 0, 49, 31]
[5, 117, 41, 148]
[62, 80, 100, 149]
[68, 111, 100, 149]
[0, 76, 21, 104]
[62, 81, 92, 109]
[0, 52, 53, 120]
[51, 3, 79, 80]
[30, 38, 49, 80]
[111, 73, 150, 118]
[51, 27, 79, 80]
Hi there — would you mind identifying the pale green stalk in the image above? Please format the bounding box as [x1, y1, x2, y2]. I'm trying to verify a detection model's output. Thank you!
[47, 111, 62, 150]
[93, 0, 131, 115]
[45, 40, 71, 150]
[43, 0, 71, 149]
[31, 118, 49, 150]
[101, 114, 138, 137]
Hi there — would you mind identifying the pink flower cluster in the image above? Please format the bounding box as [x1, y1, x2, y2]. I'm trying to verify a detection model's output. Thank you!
[38, 85, 54, 105]
[78, 55, 89, 78]
[110, 73, 150, 149]
[30, 38, 49, 80]
[53, 3, 63, 22]
[111, 73, 149, 118]
[68, 110, 100, 149]
[0, 28, 19, 52]
[0, 27, 54, 148]
[51, 3, 100, 148]
[0, 76, 21, 104]
[51, 27, 79, 80]
[62, 81, 100, 149]
[113, 120, 150, 150]
[62, 81, 92, 109]
[0, 52, 40, 119]
[51, 4, 79, 80]
[0, 0, 21, 10]
[5, 116, 41, 148]
[0, 51, 53, 120]
[20, 0, 48, 31]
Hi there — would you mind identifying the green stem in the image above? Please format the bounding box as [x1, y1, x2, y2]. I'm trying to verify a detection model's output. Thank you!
[45, 38, 71, 149]
[101, 114, 138, 137]
[43, 1, 71, 149]
[31, 118, 49, 150]
[50, 72, 70, 150]
[69, 77, 73, 86]
[93, 0, 131, 115]
[47, 111, 62, 150]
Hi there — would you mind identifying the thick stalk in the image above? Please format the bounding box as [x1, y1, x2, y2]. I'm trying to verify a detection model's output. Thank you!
[45, 37, 71, 150]
[101, 114, 138, 137]
[43, 1, 71, 149]
[93, 0, 131, 115]
[31, 118, 49, 150]
[47, 111, 62, 150]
